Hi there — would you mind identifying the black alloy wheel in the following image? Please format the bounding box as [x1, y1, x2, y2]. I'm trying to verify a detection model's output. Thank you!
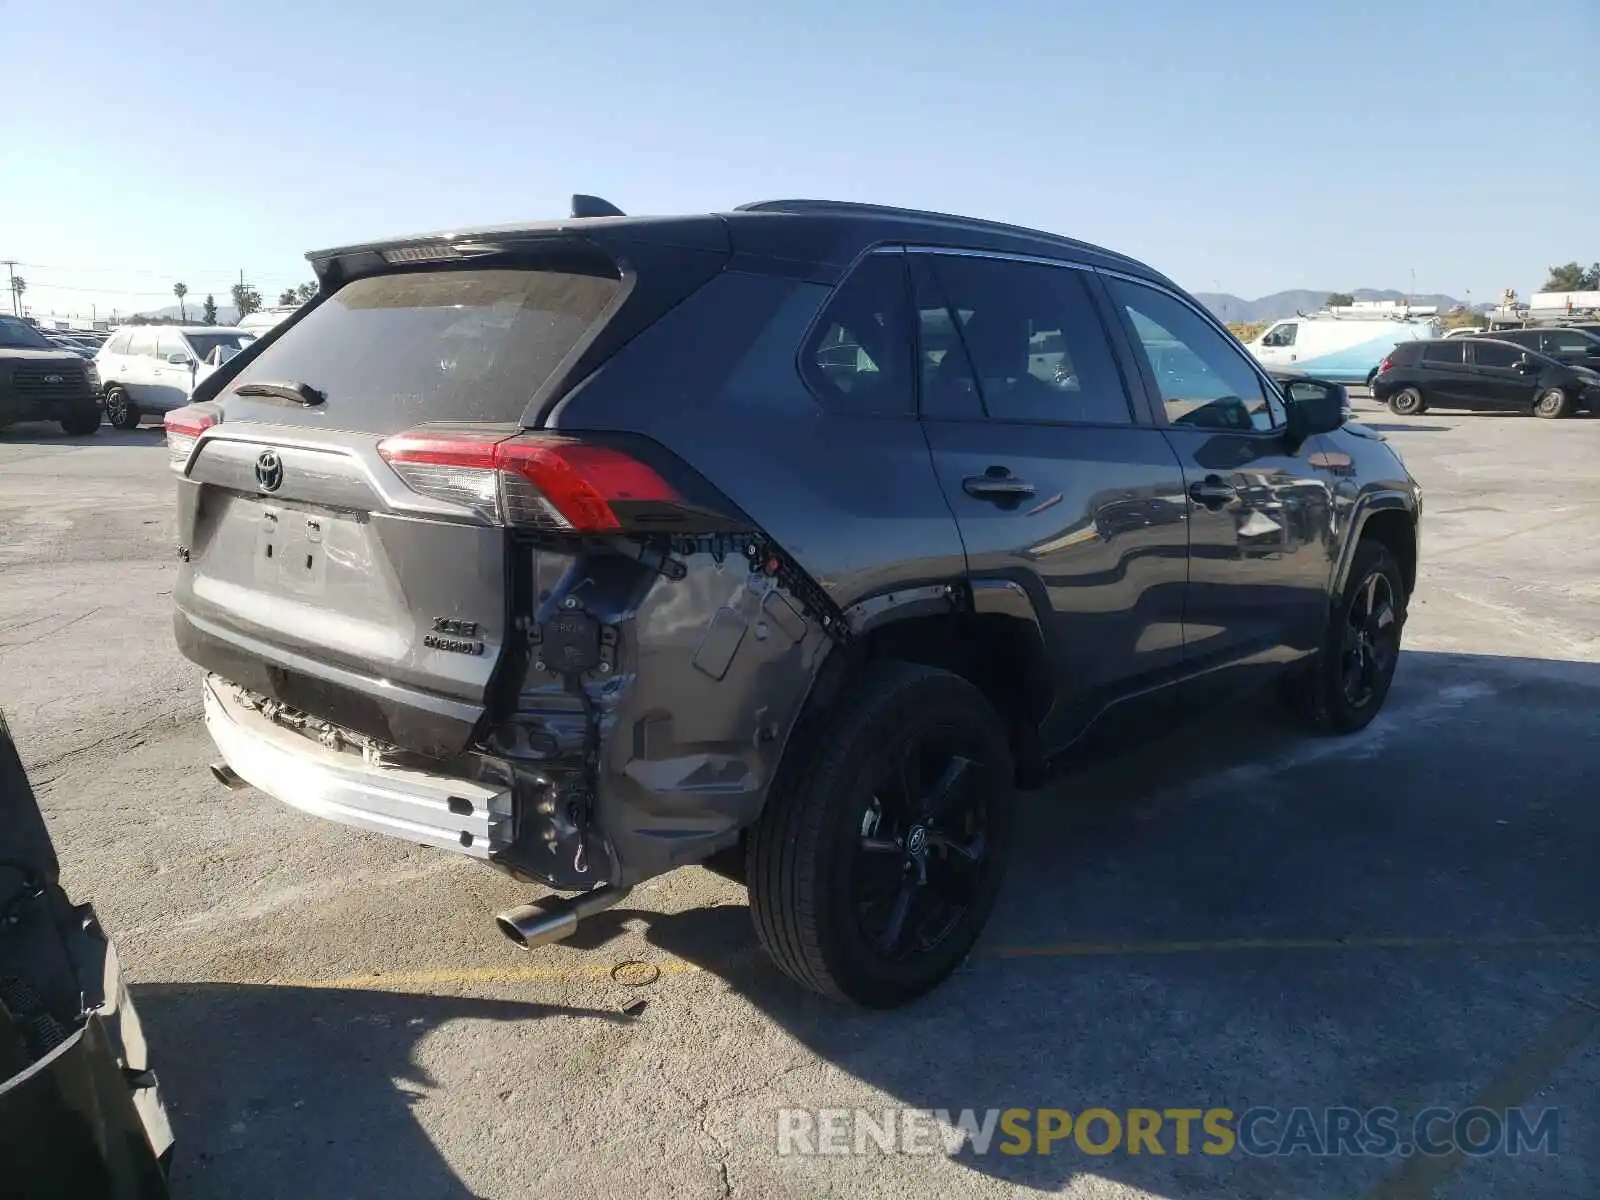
[853, 735, 990, 962]
[1340, 567, 1400, 710]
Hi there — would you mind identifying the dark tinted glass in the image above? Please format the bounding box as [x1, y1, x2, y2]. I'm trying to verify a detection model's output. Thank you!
[1421, 342, 1464, 365]
[185, 332, 253, 360]
[1474, 341, 1520, 369]
[800, 252, 914, 416]
[1106, 278, 1279, 431]
[1540, 329, 1599, 355]
[916, 255, 1131, 425]
[0, 317, 53, 349]
[227, 266, 620, 430]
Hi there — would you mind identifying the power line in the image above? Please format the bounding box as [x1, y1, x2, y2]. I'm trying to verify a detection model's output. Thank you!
[7, 260, 308, 281]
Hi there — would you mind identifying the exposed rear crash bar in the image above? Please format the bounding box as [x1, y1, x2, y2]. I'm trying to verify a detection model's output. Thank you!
[496, 885, 632, 949]
[202, 676, 512, 858]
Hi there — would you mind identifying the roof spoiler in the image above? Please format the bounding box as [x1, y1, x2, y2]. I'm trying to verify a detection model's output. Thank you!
[571, 194, 625, 219]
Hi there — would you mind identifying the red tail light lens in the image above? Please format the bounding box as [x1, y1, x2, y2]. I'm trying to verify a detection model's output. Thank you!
[377, 431, 680, 532]
[163, 405, 217, 471]
[1378, 356, 1393, 375]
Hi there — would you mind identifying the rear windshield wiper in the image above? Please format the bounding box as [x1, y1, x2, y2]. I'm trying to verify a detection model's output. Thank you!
[230, 380, 326, 407]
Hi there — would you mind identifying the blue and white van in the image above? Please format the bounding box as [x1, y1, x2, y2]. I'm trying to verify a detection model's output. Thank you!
[1244, 309, 1440, 386]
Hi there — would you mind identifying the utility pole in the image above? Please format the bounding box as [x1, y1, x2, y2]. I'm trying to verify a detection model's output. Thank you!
[3, 261, 17, 316]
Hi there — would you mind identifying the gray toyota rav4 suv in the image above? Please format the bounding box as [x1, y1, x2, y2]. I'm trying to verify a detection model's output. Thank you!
[169, 198, 1421, 1006]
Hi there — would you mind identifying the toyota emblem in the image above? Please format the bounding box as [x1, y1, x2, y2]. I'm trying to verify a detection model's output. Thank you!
[43, 374, 63, 384]
[254, 450, 284, 492]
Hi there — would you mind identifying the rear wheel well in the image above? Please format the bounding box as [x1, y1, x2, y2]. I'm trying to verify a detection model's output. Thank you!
[820, 613, 1051, 786]
[1359, 509, 1417, 596]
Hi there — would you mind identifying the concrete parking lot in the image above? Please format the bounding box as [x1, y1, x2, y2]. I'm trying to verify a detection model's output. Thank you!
[2, 400, 1597, 1199]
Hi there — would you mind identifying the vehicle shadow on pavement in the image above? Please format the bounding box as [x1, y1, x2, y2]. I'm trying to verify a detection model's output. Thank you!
[0, 421, 160, 446]
[616, 650, 1600, 1198]
[134, 983, 627, 1200]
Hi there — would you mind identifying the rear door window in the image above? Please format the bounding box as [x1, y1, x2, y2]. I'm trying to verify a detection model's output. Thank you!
[1473, 341, 1519, 369]
[914, 254, 1133, 425]
[1422, 342, 1465, 366]
[224, 266, 622, 430]
[799, 251, 915, 416]
[126, 329, 158, 358]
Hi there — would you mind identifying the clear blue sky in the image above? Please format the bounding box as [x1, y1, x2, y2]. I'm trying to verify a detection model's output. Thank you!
[5, 0, 1596, 319]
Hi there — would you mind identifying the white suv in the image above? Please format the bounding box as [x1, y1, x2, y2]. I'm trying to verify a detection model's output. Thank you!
[95, 326, 256, 429]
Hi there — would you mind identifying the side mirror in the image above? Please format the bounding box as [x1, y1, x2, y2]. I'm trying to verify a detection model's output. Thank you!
[1514, 356, 1537, 375]
[166, 352, 194, 367]
[1283, 379, 1348, 439]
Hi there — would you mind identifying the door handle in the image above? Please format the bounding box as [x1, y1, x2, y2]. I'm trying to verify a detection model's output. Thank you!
[1188, 476, 1237, 509]
[962, 468, 1036, 502]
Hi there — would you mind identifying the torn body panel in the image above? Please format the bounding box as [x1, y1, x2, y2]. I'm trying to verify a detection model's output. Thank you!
[483, 536, 833, 889]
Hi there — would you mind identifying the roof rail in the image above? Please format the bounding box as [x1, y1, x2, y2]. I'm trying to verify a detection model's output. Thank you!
[734, 198, 1142, 267]
[571, 194, 625, 219]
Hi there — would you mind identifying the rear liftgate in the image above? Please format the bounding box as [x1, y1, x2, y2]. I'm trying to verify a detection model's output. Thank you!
[376, 426, 843, 947]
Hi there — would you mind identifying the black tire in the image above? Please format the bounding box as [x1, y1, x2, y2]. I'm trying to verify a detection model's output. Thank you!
[104, 386, 140, 430]
[1387, 387, 1424, 417]
[747, 661, 1016, 1007]
[1533, 387, 1573, 419]
[59, 413, 100, 436]
[1290, 540, 1406, 734]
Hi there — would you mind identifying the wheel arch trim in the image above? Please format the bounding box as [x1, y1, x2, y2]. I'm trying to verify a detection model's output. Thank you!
[1331, 492, 1418, 598]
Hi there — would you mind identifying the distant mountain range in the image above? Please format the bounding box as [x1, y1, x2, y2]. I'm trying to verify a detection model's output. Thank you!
[1193, 288, 1472, 324]
[143, 303, 242, 324]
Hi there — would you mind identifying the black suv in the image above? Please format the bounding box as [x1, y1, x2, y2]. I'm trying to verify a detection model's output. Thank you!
[167, 198, 1422, 1006]
[1488, 326, 1600, 372]
[1374, 337, 1600, 419]
[0, 316, 101, 436]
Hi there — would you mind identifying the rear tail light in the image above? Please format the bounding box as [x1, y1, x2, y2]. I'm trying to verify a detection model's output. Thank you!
[163, 405, 217, 471]
[377, 430, 682, 532]
[1377, 356, 1394, 375]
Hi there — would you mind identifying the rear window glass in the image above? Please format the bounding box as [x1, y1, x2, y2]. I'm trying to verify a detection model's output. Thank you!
[225, 266, 620, 429]
[1421, 342, 1464, 365]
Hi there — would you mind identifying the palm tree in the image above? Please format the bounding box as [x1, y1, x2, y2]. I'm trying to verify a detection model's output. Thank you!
[173, 281, 189, 322]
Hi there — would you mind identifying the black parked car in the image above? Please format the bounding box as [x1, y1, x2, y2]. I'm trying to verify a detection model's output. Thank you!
[1373, 337, 1600, 419]
[1485, 326, 1600, 372]
[0, 316, 102, 436]
[165, 196, 1422, 1006]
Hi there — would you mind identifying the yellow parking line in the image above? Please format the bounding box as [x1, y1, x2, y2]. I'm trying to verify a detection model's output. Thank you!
[260, 932, 1600, 993]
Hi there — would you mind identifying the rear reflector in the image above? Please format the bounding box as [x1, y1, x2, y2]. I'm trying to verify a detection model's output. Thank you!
[163, 405, 218, 471]
[377, 431, 680, 532]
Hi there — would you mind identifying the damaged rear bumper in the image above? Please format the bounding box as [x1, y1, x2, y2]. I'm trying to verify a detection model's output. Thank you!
[203, 676, 514, 859]
[199, 537, 840, 893]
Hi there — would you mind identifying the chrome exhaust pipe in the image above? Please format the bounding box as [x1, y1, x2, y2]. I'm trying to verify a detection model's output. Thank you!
[495, 885, 632, 950]
[209, 761, 247, 790]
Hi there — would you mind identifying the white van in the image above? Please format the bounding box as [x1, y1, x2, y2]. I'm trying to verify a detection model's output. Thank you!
[234, 306, 300, 340]
[1243, 313, 1439, 386]
[95, 326, 257, 429]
